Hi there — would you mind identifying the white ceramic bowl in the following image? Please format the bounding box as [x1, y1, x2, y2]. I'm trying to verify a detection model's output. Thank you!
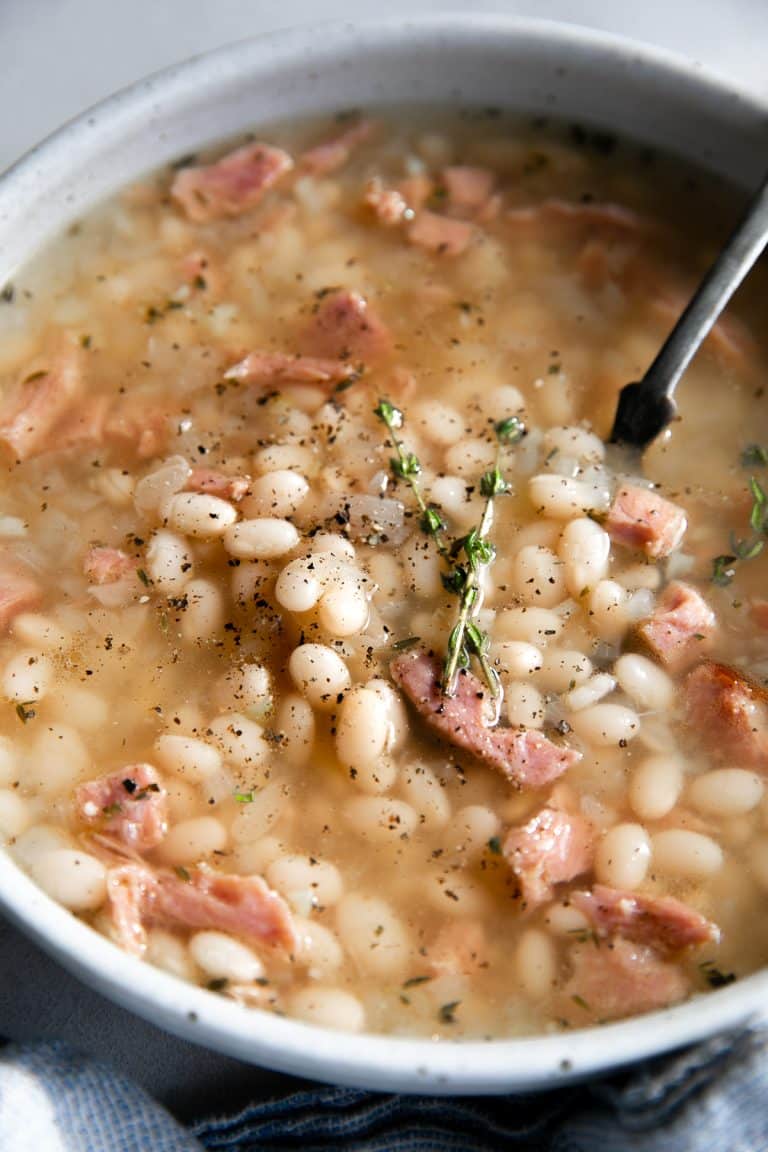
[1, 16, 767, 1094]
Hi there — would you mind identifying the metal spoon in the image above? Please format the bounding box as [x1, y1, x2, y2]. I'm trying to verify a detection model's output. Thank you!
[609, 169, 768, 450]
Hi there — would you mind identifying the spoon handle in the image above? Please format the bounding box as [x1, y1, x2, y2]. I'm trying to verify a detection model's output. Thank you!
[642, 169, 768, 406]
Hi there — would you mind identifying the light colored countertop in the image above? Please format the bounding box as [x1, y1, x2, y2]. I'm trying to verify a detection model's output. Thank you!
[0, 0, 766, 1118]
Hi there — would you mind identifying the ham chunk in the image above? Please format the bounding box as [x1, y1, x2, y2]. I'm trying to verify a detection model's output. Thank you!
[390, 651, 581, 787]
[0, 558, 40, 631]
[300, 120, 374, 176]
[224, 350, 360, 387]
[503, 807, 592, 907]
[407, 211, 474, 256]
[604, 484, 686, 559]
[507, 198, 651, 235]
[363, 179, 409, 226]
[83, 546, 137, 585]
[572, 885, 718, 954]
[153, 870, 297, 952]
[105, 863, 298, 959]
[637, 581, 716, 671]
[171, 142, 293, 222]
[684, 660, 768, 771]
[442, 166, 495, 214]
[107, 862, 155, 956]
[77, 764, 168, 852]
[185, 468, 250, 502]
[300, 289, 392, 362]
[0, 345, 83, 462]
[562, 938, 689, 1023]
[429, 921, 488, 977]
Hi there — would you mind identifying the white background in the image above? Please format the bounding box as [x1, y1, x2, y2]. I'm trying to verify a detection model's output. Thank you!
[0, 0, 766, 1119]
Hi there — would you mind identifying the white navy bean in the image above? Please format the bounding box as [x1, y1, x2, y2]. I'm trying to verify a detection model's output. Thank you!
[595, 823, 652, 889]
[190, 931, 265, 983]
[165, 492, 237, 538]
[289, 644, 351, 710]
[689, 770, 764, 818]
[629, 755, 684, 820]
[652, 829, 723, 878]
[224, 518, 299, 561]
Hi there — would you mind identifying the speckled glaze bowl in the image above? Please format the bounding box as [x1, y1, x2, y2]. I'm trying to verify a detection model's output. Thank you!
[0, 16, 766, 1094]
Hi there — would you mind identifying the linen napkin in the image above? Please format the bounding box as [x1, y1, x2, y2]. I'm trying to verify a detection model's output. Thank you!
[1, 1028, 766, 1152]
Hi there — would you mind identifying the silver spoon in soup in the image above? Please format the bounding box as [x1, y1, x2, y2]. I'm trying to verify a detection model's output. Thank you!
[610, 169, 768, 450]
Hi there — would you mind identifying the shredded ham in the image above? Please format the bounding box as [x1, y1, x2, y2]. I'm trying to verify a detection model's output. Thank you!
[572, 884, 718, 953]
[562, 938, 689, 1023]
[0, 344, 84, 462]
[185, 468, 250, 502]
[76, 764, 168, 853]
[83, 546, 137, 586]
[684, 660, 768, 771]
[391, 651, 581, 787]
[105, 861, 298, 958]
[300, 289, 392, 362]
[300, 120, 375, 176]
[0, 557, 41, 631]
[407, 211, 474, 256]
[171, 142, 293, 222]
[637, 581, 716, 670]
[503, 807, 592, 907]
[604, 484, 687, 559]
[224, 350, 360, 387]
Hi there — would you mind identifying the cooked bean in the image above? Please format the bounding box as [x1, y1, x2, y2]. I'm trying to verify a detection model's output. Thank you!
[159, 816, 228, 865]
[689, 770, 764, 817]
[289, 986, 365, 1033]
[165, 492, 237, 538]
[344, 796, 419, 844]
[243, 470, 309, 517]
[558, 517, 610, 596]
[288, 644, 351, 710]
[154, 734, 222, 781]
[0, 789, 31, 839]
[29, 849, 106, 911]
[629, 754, 684, 820]
[511, 546, 566, 608]
[336, 687, 396, 793]
[595, 823, 652, 889]
[266, 854, 343, 913]
[224, 518, 299, 561]
[336, 893, 411, 980]
[570, 702, 640, 745]
[652, 829, 723, 878]
[506, 682, 546, 729]
[2, 650, 53, 703]
[190, 931, 265, 983]
[146, 530, 194, 593]
[614, 654, 674, 712]
[515, 929, 557, 1001]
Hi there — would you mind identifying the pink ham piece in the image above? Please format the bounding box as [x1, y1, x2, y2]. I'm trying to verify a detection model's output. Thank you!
[441, 166, 495, 214]
[83, 546, 137, 586]
[407, 211, 474, 256]
[503, 807, 592, 907]
[429, 921, 488, 977]
[0, 345, 83, 462]
[507, 198, 651, 235]
[224, 350, 360, 387]
[185, 468, 250, 502]
[572, 885, 718, 954]
[684, 660, 768, 771]
[390, 651, 581, 787]
[604, 484, 687, 559]
[563, 938, 689, 1023]
[0, 558, 40, 631]
[105, 862, 298, 959]
[77, 764, 168, 853]
[300, 120, 374, 176]
[637, 581, 716, 671]
[300, 289, 392, 363]
[363, 179, 410, 226]
[171, 142, 293, 223]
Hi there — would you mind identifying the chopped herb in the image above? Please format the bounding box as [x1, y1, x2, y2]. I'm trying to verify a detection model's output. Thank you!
[206, 978, 229, 992]
[102, 802, 123, 816]
[15, 702, 36, 724]
[80, 334, 92, 349]
[742, 443, 768, 468]
[712, 554, 737, 587]
[175, 866, 191, 882]
[136, 568, 151, 587]
[234, 790, 255, 804]
[392, 636, 421, 652]
[487, 835, 502, 855]
[699, 961, 736, 988]
[439, 1000, 461, 1024]
[23, 370, 48, 384]
[402, 975, 433, 989]
[0, 284, 14, 304]
[571, 994, 590, 1011]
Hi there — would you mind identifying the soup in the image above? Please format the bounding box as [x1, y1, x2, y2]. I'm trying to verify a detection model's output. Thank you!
[0, 111, 767, 1039]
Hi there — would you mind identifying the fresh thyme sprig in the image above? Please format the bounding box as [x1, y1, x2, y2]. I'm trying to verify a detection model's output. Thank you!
[711, 474, 768, 586]
[374, 400, 451, 562]
[374, 400, 524, 699]
[442, 417, 524, 697]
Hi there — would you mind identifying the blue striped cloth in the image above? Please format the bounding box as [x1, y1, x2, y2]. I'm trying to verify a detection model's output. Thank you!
[1, 1029, 766, 1152]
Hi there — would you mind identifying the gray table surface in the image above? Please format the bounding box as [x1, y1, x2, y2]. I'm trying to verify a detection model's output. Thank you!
[0, 0, 767, 1121]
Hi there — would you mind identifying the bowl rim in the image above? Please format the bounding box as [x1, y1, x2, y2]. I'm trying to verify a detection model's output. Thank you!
[1, 13, 767, 1093]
